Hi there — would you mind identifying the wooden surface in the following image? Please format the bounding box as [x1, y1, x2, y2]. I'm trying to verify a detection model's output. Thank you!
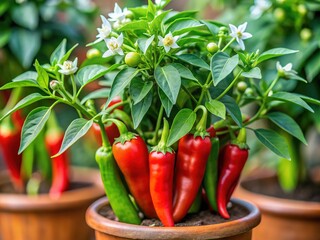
[86, 197, 261, 240]
[0, 167, 105, 240]
[235, 175, 320, 240]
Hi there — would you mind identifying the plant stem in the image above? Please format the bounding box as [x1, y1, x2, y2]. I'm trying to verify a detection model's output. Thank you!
[70, 74, 77, 102]
[97, 118, 111, 148]
[215, 70, 243, 101]
[221, 38, 235, 52]
[150, 105, 164, 145]
[197, 73, 212, 106]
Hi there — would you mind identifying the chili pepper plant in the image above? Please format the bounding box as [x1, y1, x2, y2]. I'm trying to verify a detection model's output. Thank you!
[1, 0, 319, 226]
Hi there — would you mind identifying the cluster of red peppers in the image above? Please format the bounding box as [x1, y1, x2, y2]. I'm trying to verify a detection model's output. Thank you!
[95, 103, 249, 226]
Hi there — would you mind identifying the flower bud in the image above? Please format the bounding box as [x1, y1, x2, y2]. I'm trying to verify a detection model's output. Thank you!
[206, 42, 218, 53]
[50, 80, 60, 91]
[297, 4, 307, 16]
[237, 81, 248, 93]
[300, 28, 312, 41]
[86, 48, 101, 59]
[274, 8, 285, 22]
[125, 52, 141, 67]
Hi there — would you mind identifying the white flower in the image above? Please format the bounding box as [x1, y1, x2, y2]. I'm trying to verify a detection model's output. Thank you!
[276, 62, 293, 72]
[276, 62, 295, 78]
[58, 58, 78, 75]
[158, 32, 179, 53]
[155, 0, 162, 5]
[103, 34, 124, 58]
[229, 22, 253, 50]
[75, 0, 95, 11]
[108, 3, 126, 22]
[250, 0, 272, 19]
[95, 15, 112, 43]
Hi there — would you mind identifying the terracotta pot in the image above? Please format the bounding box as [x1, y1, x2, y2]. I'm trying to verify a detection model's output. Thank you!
[86, 197, 261, 240]
[0, 167, 105, 240]
[235, 174, 320, 240]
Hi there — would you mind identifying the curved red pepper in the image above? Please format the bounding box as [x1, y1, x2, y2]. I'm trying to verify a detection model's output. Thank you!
[111, 119, 157, 218]
[217, 128, 248, 219]
[149, 119, 175, 227]
[45, 131, 69, 198]
[0, 118, 23, 191]
[173, 133, 211, 222]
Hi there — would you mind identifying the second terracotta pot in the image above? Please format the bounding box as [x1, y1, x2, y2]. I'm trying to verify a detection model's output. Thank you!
[86, 197, 261, 240]
[235, 174, 320, 240]
[0, 167, 105, 240]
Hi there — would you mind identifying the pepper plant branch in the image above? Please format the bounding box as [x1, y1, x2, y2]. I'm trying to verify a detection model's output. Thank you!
[215, 69, 243, 101]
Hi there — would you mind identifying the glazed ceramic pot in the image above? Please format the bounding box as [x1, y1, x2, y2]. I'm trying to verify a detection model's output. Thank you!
[86, 197, 261, 240]
[235, 174, 320, 240]
[0, 167, 105, 240]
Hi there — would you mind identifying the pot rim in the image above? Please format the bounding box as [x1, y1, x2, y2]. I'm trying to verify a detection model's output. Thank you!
[0, 167, 104, 211]
[86, 197, 261, 240]
[238, 175, 320, 217]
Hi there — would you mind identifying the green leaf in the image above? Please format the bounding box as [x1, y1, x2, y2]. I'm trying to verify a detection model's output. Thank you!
[298, 94, 320, 106]
[118, 20, 149, 31]
[267, 112, 307, 145]
[241, 67, 262, 79]
[205, 99, 226, 119]
[158, 88, 173, 117]
[166, 18, 204, 35]
[9, 29, 41, 68]
[257, 48, 298, 64]
[131, 91, 152, 129]
[164, 10, 198, 24]
[60, 44, 78, 65]
[177, 54, 210, 70]
[269, 92, 314, 112]
[254, 129, 290, 159]
[150, 10, 170, 31]
[19, 107, 51, 154]
[167, 109, 196, 146]
[0, 1, 10, 16]
[34, 60, 49, 89]
[1, 93, 50, 121]
[11, 2, 38, 30]
[201, 20, 224, 35]
[50, 39, 66, 66]
[129, 78, 153, 104]
[305, 51, 320, 82]
[76, 64, 110, 86]
[12, 71, 38, 82]
[137, 35, 155, 54]
[154, 65, 181, 104]
[53, 119, 93, 157]
[211, 52, 239, 86]
[221, 95, 242, 127]
[80, 88, 110, 104]
[106, 67, 138, 107]
[0, 28, 10, 48]
[171, 63, 198, 82]
[0, 80, 38, 90]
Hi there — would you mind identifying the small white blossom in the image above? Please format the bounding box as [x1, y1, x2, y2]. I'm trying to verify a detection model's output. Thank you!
[276, 62, 293, 72]
[95, 15, 112, 43]
[155, 0, 162, 5]
[103, 34, 124, 58]
[250, 0, 272, 19]
[158, 32, 179, 53]
[58, 58, 78, 75]
[229, 22, 252, 50]
[108, 3, 126, 22]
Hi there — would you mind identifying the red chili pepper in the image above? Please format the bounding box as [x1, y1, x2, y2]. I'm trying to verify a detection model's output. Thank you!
[149, 119, 175, 227]
[217, 128, 248, 219]
[110, 119, 157, 218]
[173, 106, 211, 222]
[0, 116, 23, 192]
[45, 116, 69, 198]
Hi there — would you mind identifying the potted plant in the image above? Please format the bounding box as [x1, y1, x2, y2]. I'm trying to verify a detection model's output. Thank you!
[0, 71, 104, 240]
[1, 0, 318, 239]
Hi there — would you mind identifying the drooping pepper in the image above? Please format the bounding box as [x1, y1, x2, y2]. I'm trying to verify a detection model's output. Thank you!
[96, 145, 141, 224]
[0, 116, 23, 192]
[173, 106, 212, 222]
[109, 119, 157, 218]
[149, 119, 175, 227]
[203, 135, 220, 212]
[217, 128, 249, 219]
[45, 115, 69, 198]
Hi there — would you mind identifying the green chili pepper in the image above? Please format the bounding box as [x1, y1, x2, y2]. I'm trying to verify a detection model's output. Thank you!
[95, 146, 141, 224]
[203, 136, 220, 212]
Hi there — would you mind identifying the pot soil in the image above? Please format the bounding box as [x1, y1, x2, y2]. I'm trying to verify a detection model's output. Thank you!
[0, 167, 105, 240]
[86, 197, 261, 240]
[235, 172, 320, 240]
